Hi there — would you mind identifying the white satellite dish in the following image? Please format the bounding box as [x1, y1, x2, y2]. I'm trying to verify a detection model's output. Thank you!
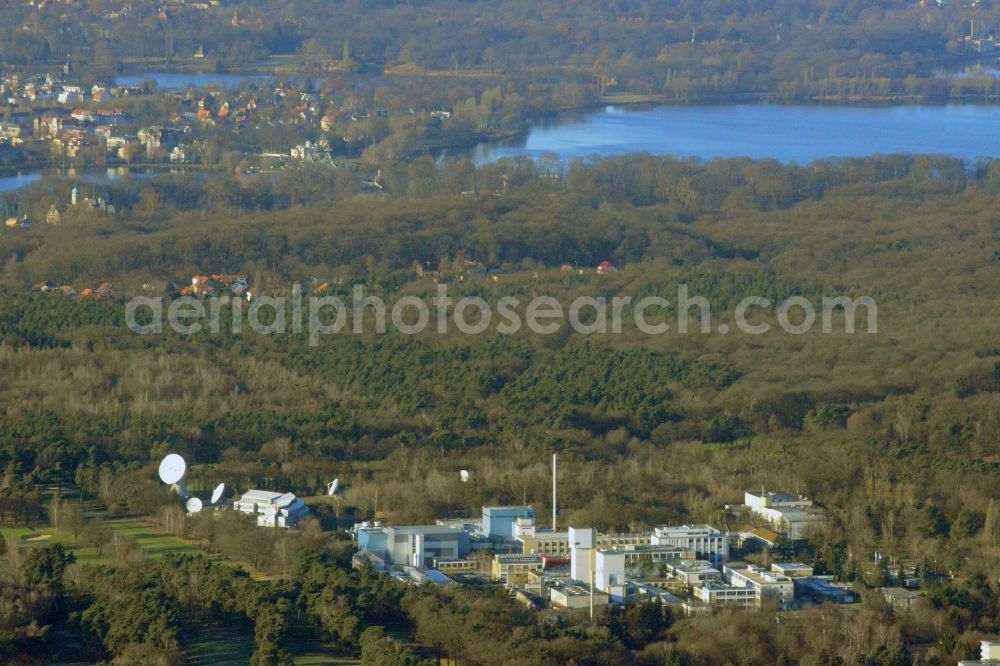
[327, 479, 340, 496]
[460, 469, 470, 483]
[185, 497, 203, 514]
[210, 483, 225, 505]
[158, 454, 186, 484]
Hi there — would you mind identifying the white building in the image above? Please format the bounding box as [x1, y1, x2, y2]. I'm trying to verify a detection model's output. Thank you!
[386, 525, 471, 567]
[232, 489, 310, 528]
[651, 525, 729, 563]
[515, 517, 651, 557]
[586, 542, 699, 603]
[771, 562, 814, 578]
[692, 581, 759, 607]
[744, 491, 824, 540]
[693, 562, 795, 608]
[724, 563, 795, 606]
[595, 550, 628, 602]
[662, 559, 722, 585]
[549, 582, 609, 610]
[958, 639, 1000, 665]
[569, 527, 596, 584]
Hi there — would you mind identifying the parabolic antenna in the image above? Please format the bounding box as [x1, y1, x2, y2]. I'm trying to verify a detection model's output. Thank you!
[460, 469, 470, 483]
[185, 497, 203, 514]
[158, 454, 187, 485]
[210, 483, 225, 505]
[327, 479, 340, 496]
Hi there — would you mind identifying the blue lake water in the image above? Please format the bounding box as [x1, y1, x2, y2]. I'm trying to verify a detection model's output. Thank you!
[0, 173, 41, 193]
[0, 167, 183, 195]
[114, 72, 272, 90]
[473, 104, 1000, 165]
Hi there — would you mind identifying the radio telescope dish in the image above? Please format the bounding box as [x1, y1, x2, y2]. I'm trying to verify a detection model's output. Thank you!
[327, 479, 340, 496]
[210, 483, 225, 505]
[460, 469, 470, 483]
[185, 497, 203, 514]
[158, 454, 187, 485]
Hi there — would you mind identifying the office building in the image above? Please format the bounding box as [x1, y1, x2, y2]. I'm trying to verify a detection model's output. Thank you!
[651, 525, 729, 563]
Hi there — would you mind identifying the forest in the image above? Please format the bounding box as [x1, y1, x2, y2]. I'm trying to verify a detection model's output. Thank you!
[0, 153, 999, 663]
[2, 0, 1000, 103]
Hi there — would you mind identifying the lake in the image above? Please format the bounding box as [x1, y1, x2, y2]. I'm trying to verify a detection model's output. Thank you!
[472, 104, 1000, 165]
[0, 173, 42, 193]
[114, 72, 273, 90]
[0, 167, 186, 195]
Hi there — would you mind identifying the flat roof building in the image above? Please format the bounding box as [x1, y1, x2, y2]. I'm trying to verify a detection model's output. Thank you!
[549, 582, 610, 610]
[651, 525, 729, 563]
[794, 576, 856, 604]
[387, 525, 471, 567]
[771, 562, 814, 578]
[482, 506, 534, 539]
[662, 559, 722, 585]
[493, 554, 545, 583]
[882, 587, 920, 611]
[692, 563, 795, 609]
[692, 581, 758, 607]
[744, 491, 824, 540]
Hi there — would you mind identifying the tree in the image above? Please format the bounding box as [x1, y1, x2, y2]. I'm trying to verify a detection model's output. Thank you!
[21, 543, 74, 593]
[64, 502, 85, 542]
[360, 626, 423, 666]
[82, 520, 113, 555]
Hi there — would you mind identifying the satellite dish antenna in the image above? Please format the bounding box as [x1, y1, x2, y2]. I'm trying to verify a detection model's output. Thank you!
[158, 454, 186, 484]
[460, 469, 470, 483]
[185, 497, 203, 514]
[159, 454, 189, 498]
[327, 479, 340, 496]
[210, 483, 225, 505]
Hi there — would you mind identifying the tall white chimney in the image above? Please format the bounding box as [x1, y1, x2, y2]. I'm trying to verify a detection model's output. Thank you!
[552, 453, 557, 530]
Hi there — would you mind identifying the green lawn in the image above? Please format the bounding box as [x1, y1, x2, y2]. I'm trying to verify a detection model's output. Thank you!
[1, 500, 205, 570]
[286, 626, 361, 666]
[182, 624, 256, 666]
[180, 624, 360, 666]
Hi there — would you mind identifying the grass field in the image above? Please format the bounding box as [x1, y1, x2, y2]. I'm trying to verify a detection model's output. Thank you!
[0, 513, 203, 569]
[0, 496, 235, 573]
[183, 625, 256, 666]
[180, 624, 362, 666]
[2, 496, 335, 663]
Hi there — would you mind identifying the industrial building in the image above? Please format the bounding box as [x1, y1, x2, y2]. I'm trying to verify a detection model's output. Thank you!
[390, 526, 471, 566]
[492, 554, 544, 583]
[353, 522, 473, 567]
[482, 506, 534, 539]
[514, 516, 651, 557]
